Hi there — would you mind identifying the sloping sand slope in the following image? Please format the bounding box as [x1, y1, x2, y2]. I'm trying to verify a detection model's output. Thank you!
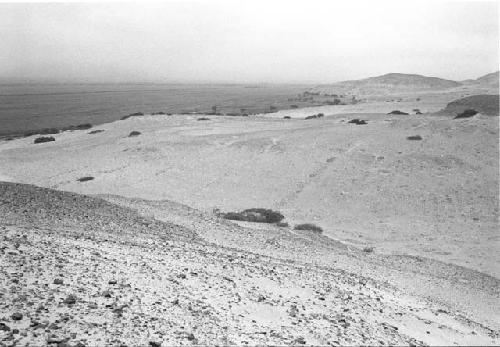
[1, 182, 499, 346]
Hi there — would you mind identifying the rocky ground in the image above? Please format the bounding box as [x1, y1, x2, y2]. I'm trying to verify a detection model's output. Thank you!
[1, 182, 499, 346]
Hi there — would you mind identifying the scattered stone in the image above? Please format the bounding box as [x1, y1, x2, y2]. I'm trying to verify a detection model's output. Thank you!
[149, 341, 162, 347]
[293, 336, 307, 345]
[0, 322, 11, 331]
[11, 313, 23, 321]
[53, 278, 64, 285]
[108, 279, 117, 285]
[63, 294, 77, 305]
[102, 291, 112, 298]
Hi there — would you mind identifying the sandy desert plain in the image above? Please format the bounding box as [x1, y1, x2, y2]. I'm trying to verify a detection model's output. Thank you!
[0, 75, 499, 346]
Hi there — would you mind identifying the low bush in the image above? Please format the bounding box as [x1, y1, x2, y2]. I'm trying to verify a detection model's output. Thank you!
[348, 119, 367, 125]
[305, 113, 324, 120]
[34, 136, 55, 144]
[88, 130, 105, 134]
[77, 176, 94, 182]
[388, 110, 409, 115]
[290, 105, 298, 109]
[294, 223, 323, 233]
[121, 112, 144, 120]
[362, 246, 374, 253]
[454, 109, 478, 119]
[222, 208, 284, 224]
[407, 135, 423, 141]
[128, 131, 141, 137]
[197, 117, 210, 121]
[276, 222, 289, 227]
[283, 116, 291, 119]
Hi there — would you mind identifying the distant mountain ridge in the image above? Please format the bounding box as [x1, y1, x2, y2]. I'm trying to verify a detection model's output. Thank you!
[475, 71, 499, 86]
[313, 71, 499, 95]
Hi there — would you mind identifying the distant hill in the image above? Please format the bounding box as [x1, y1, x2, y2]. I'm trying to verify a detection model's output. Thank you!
[313, 73, 462, 95]
[313, 72, 499, 96]
[475, 71, 499, 87]
[437, 94, 499, 117]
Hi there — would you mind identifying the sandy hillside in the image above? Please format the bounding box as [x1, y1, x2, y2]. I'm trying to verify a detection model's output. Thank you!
[1, 181, 499, 346]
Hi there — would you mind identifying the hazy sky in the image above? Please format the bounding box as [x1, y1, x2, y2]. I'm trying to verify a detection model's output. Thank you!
[0, 0, 498, 83]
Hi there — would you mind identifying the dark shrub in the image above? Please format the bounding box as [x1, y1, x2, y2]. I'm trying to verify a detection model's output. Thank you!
[412, 109, 420, 112]
[77, 176, 94, 182]
[363, 246, 374, 253]
[222, 212, 246, 221]
[348, 119, 367, 125]
[454, 109, 478, 119]
[407, 135, 423, 141]
[121, 112, 144, 120]
[197, 117, 210, 121]
[276, 222, 289, 227]
[128, 131, 141, 137]
[34, 136, 55, 144]
[283, 116, 291, 119]
[305, 113, 324, 120]
[88, 130, 105, 134]
[294, 223, 323, 233]
[222, 208, 284, 224]
[290, 105, 298, 109]
[415, 111, 423, 115]
[152, 112, 166, 115]
[388, 110, 409, 115]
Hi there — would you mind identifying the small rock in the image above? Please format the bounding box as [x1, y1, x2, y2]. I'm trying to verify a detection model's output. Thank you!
[108, 279, 117, 285]
[293, 337, 307, 345]
[149, 341, 162, 347]
[11, 313, 23, 321]
[12, 329, 19, 334]
[53, 278, 64, 285]
[102, 291, 112, 298]
[63, 294, 77, 305]
[47, 335, 67, 344]
[0, 322, 11, 331]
